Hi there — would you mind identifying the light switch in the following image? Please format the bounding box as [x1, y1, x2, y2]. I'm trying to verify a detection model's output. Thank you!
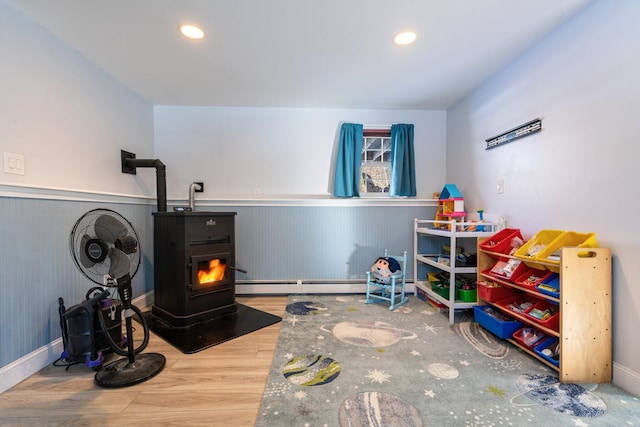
[3, 152, 25, 175]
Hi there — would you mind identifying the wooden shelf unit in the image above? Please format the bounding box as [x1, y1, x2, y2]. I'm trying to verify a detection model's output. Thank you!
[477, 242, 612, 383]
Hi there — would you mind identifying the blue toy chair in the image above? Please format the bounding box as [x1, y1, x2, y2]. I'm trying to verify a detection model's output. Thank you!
[365, 250, 408, 310]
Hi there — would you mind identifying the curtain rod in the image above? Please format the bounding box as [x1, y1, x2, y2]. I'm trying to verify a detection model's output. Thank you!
[363, 124, 391, 129]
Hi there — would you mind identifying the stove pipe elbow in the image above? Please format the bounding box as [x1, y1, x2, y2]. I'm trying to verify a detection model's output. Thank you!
[189, 182, 202, 211]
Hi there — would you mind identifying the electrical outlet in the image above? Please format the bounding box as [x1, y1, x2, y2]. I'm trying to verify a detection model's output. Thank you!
[496, 179, 504, 194]
[3, 152, 25, 175]
[194, 182, 204, 192]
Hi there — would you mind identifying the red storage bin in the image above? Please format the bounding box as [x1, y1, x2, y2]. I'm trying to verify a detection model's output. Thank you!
[524, 300, 560, 331]
[504, 261, 530, 284]
[496, 294, 541, 317]
[477, 281, 520, 303]
[485, 258, 526, 281]
[479, 228, 525, 257]
[513, 268, 552, 290]
[512, 326, 548, 350]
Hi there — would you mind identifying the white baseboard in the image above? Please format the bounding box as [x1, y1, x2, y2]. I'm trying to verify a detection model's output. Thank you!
[0, 338, 64, 394]
[613, 362, 640, 397]
[236, 282, 416, 294]
[135, 290, 154, 309]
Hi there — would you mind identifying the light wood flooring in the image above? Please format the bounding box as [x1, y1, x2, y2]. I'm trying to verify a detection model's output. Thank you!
[0, 295, 288, 427]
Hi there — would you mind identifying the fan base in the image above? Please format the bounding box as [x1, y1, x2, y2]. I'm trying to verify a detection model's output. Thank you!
[94, 353, 166, 388]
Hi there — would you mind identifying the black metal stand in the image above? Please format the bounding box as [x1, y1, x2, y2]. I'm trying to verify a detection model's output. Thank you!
[94, 274, 165, 387]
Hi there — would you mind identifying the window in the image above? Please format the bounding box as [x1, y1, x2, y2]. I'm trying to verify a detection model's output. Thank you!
[360, 128, 391, 194]
[333, 122, 414, 198]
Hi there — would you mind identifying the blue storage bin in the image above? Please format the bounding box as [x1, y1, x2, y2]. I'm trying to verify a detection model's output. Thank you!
[534, 336, 560, 367]
[536, 273, 560, 298]
[474, 305, 524, 339]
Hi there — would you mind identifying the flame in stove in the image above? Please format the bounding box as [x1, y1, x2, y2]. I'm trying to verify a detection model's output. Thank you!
[198, 259, 226, 284]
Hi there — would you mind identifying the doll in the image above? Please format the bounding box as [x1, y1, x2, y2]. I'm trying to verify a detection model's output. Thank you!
[370, 256, 401, 284]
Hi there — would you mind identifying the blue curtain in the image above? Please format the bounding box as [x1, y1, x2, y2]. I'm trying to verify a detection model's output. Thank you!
[333, 123, 363, 197]
[389, 123, 416, 197]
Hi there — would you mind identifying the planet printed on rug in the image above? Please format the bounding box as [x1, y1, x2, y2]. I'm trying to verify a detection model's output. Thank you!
[427, 362, 459, 379]
[285, 301, 328, 316]
[513, 373, 606, 417]
[453, 320, 509, 359]
[283, 355, 341, 386]
[338, 391, 422, 427]
[320, 320, 417, 347]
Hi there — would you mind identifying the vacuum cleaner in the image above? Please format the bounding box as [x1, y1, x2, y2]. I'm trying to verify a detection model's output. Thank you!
[57, 287, 123, 370]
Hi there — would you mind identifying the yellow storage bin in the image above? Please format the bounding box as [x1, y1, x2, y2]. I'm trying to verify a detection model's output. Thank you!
[428, 273, 442, 284]
[534, 231, 598, 272]
[514, 230, 566, 270]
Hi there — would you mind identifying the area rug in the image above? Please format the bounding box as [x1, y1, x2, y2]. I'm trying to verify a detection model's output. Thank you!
[140, 304, 281, 354]
[256, 295, 640, 426]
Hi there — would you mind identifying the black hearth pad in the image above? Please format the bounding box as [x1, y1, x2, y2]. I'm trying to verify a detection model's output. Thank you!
[137, 304, 282, 354]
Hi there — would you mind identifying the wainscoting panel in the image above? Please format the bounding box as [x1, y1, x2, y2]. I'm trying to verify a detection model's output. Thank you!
[201, 205, 436, 283]
[0, 190, 435, 381]
[0, 196, 154, 369]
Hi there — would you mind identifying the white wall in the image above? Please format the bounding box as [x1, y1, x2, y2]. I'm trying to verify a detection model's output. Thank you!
[0, 1, 156, 390]
[0, 2, 155, 196]
[447, 0, 640, 394]
[154, 106, 446, 200]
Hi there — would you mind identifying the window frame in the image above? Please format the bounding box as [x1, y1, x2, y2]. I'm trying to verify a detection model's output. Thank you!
[360, 127, 392, 197]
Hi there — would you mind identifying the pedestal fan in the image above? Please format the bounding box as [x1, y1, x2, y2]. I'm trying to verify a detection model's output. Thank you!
[69, 208, 165, 387]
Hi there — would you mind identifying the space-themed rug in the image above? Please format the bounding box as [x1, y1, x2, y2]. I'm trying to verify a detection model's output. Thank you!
[256, 295, 640, 426]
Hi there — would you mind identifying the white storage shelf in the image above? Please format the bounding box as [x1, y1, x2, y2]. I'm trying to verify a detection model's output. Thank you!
[414, 215, 504, 324]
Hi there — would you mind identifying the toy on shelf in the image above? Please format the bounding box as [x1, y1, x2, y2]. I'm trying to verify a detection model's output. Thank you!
[435, 184, 465, 230]
[465, 209, 486, 232]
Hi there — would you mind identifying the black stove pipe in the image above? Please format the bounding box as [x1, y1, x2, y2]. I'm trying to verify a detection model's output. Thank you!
[123, 157, 167, 212]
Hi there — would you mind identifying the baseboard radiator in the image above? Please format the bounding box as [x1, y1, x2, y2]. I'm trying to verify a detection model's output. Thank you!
[235, 279, 415, 295]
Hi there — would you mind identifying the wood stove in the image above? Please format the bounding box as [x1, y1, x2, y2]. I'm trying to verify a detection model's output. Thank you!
[151, 211, 238, 327]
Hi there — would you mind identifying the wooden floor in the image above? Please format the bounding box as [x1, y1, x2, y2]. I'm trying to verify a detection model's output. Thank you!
[0, 296, 288, 427]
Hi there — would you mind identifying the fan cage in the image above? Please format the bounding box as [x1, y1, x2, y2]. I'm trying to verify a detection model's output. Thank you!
[69, 208, 141, 285]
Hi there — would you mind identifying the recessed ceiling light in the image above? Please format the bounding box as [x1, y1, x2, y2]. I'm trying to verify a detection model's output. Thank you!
[393, 31, 417, 46]
[179, 24, 205, 40]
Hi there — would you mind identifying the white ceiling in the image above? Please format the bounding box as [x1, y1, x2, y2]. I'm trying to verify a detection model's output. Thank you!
[5, 0, 593, 109]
